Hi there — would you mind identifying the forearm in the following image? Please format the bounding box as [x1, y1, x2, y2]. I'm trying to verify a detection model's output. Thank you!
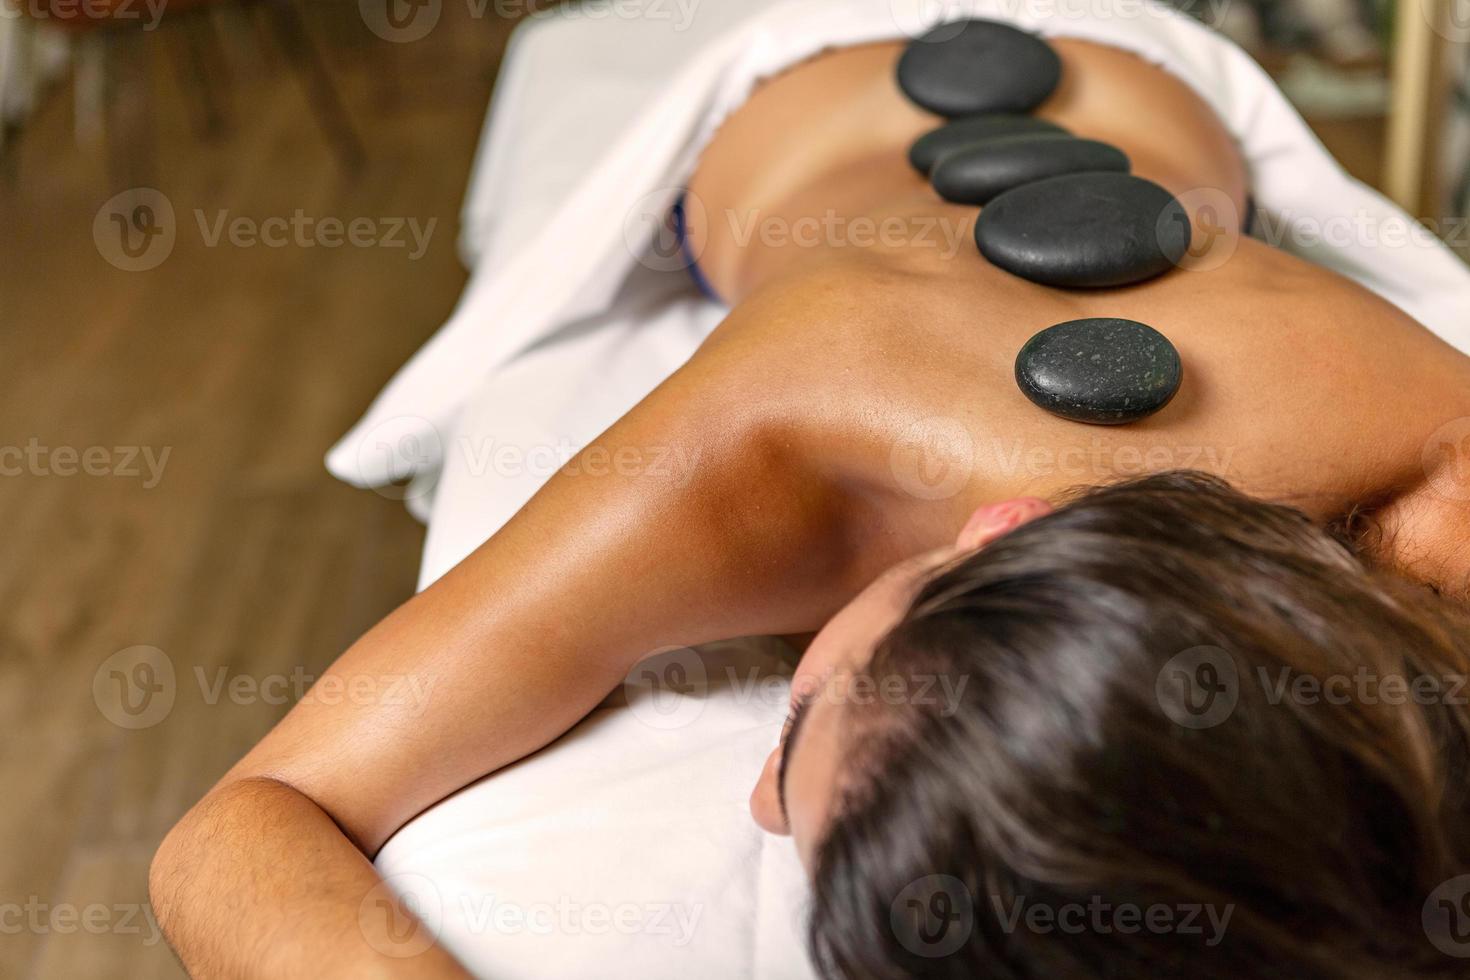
[151, 776, 471, 980]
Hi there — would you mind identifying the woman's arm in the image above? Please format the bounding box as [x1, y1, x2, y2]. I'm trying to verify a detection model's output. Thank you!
[148, 339, 874, 977]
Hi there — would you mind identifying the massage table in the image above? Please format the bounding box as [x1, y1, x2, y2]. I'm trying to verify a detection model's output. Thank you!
[338, 3, 1470, 977]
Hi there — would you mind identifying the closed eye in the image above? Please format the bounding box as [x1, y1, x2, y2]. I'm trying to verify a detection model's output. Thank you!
[776, 690, 817, 827]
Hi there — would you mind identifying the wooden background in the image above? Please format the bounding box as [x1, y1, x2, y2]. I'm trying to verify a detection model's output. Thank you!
[0, 5, 1434, 977]
[0, 4, 513, 976]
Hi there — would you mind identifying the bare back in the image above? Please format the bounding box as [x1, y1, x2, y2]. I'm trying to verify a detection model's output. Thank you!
[684, 38, 1470, 577]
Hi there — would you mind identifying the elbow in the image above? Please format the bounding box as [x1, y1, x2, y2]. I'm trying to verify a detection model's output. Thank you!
[149, 797, 208, 935]
[148, 776, 277, 931]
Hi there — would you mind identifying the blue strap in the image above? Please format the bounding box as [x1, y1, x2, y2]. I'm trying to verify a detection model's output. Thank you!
[672, 196, 726, 305]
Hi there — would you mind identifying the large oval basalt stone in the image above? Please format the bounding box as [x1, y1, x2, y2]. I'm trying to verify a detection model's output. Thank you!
[975, 172, 1191, 288]
[932, 135, 1130, 204]
[908, 114, 1069, 175]
[1015, 318, 1182, 424]
[897, 19, 1062, 118]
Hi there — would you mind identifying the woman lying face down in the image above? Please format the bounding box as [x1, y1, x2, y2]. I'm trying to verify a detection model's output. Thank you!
[151, 31, 1470, 980]
[754, 471, 1470, 979]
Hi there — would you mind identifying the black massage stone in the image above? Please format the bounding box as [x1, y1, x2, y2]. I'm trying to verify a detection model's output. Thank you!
[975, 172, 1192, 288]
[908, 114, 1068, 175]
[897, 19, 1062, 118]
[1015, 318, 1182, 424]
[931, 135, 1130, 205]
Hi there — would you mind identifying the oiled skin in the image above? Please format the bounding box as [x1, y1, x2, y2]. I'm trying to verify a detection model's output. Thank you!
[685, 39, 1470, 578]
[150, 38, 1470, 978]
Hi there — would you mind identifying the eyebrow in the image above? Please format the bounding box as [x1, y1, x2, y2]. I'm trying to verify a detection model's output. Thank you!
[777, 689, 818, 827]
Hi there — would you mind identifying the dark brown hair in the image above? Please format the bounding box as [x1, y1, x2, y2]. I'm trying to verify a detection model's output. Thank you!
[809, 471, 1470, 979]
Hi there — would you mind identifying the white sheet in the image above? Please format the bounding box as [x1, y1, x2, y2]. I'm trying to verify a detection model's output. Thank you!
[375, 640, 816, 980]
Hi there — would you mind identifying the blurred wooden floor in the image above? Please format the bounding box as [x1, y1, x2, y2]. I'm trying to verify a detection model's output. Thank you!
[0, 9, 1441, 979]
[0, 4, 514, 977]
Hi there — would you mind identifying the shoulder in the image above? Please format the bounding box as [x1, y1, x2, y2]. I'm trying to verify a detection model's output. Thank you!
[675, 260, 994, 549]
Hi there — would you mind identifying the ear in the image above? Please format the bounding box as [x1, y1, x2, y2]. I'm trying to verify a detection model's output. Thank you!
[956, 497, 1053, 551]
[749, 746, 790, 836]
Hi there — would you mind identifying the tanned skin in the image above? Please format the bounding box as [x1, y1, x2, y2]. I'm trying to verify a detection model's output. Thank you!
[151, 39, 1470, 977]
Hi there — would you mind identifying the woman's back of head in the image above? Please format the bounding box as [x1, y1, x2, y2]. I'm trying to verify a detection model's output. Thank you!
[810, 471, 1470, 979]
